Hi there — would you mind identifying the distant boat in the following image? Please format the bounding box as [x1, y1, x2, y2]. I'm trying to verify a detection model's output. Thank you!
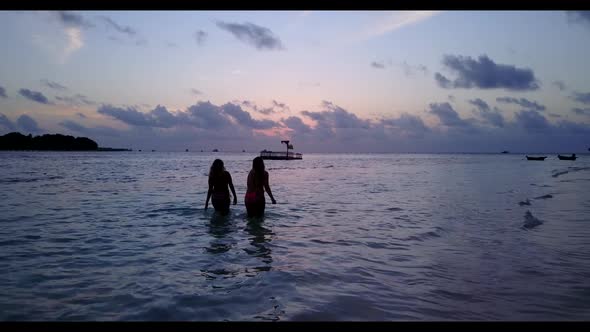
[501, 151, 509, 154]
[260, 140, 302, 160]
[151, 149, 155, 152]
[558, 154, 576, 160]
[212, 149, 219, 152]
[242, 149, 246, 152]
[185, 149, 189, 152]
[526, 156, 547, 161]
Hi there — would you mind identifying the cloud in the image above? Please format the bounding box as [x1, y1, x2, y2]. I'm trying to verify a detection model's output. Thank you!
[434, 55, 540, 91]
[98, 16, 137, 36]
[19, 89, 52, 105]
[380, 113, 430, 138]
[553, 80, 567, 91]
[400, 61, 428, 77]
[190, 88, 203, 96]
[165, 41, 178, 48]
[59, 119, 121, 138]
[434, 73, 453, 88]
[41, 79, 67, 91]
[98, 101, 281, 132]
[0, 113, 17, 132]
[496, 97, 546, 111]
[55, 94, 96, 107]
[63, 27, 83, 62]
[302, 101, 371, 129]
[194, 30, 207, 45]
[271, 100, 289, 112]
[468, 98, 490, 112]
[567, 11, 590, 26]
[239, 100, 258, 111]
[428, 102, 472, 127]
[468, 99, 505, 128]
[548, 113, 562, 118]
[54, 98, 590, 153]
[185, 102, 232, 129]
[0, 86, 6, 98]
[572, 107, 590, 116]
[236, 100, 288, 115]
[16, 114, 42, 133]
[571, 92, 590, 105]
[216, 21, 284, 50]
[283, 116, 312, 134]
[366, 11, 439, 38]
[221, 103, 279, 129]
[76, 112, 87, 118]
[54, 11, 94, 29]
[514, 110, 549, 132]
[448, 95, 455, 102]
[371, 61, 385, 69]
[59, 119, 86, 132]
[98, 105, 179, 128]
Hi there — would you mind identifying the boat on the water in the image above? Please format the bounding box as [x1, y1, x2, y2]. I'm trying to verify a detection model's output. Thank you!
[526, 156, 547, 161]
[558, 154, 576, 160]
[501, 151, 509, 154]
[260, 140, 302, 160]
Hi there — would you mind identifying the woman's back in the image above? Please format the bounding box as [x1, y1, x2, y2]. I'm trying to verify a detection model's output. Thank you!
[210, 171, 230, 194]
[246, 170, 266, 193]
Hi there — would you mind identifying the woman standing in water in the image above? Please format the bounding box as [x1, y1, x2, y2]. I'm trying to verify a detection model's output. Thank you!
[205, 159, 237, 215]
[245, 157, 276, 218]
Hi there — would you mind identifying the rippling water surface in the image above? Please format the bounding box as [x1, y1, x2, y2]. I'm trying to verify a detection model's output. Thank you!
[1, 152, 589, 320]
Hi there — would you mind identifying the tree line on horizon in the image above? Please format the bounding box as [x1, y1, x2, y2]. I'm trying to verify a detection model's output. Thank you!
[0, 132, 99, 151]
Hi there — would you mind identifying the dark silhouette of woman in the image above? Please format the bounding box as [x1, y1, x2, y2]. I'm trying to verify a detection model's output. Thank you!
[245, 157, 276, 218]
[205, 159, 237, 215]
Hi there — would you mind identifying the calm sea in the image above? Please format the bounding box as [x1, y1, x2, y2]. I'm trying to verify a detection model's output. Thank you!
[1, 152, 589, 320]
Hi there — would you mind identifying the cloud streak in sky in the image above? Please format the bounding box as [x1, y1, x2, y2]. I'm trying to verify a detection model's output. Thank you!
[19, 89, 52, 105]
[435, 55, 540, 91]
[216, 21, 284, 50]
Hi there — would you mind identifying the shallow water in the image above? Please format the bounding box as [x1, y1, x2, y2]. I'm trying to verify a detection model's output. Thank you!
[1, 152, 589, 320]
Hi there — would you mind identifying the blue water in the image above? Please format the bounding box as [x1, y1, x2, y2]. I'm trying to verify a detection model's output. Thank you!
[1, 152, 589, 320]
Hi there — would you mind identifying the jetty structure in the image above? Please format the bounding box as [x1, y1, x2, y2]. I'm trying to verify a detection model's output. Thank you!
[260, 140, 302, 160]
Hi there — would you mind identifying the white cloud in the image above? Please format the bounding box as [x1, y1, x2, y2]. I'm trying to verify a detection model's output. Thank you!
[61, 27, 83, 63]
[364, 11, 440, 39]
[32, 25, 84, 64]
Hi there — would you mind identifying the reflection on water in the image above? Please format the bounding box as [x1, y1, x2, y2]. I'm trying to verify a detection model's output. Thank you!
[244, 219, 273, 270]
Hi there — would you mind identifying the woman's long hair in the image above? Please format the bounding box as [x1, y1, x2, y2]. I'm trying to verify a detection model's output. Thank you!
[209, 159, 225, 182]
[252, 157, 265, 187]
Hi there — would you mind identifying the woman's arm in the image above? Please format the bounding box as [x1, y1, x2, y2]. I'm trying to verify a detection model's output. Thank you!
[227, 172, 237, 205]
[205, 178, 213, 209]
[264, 171, 276, 204]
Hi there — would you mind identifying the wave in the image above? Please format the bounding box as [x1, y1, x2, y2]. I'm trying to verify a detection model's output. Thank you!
[551, 166, 590, 178]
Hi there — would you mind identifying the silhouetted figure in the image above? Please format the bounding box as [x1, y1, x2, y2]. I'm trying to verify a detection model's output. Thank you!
[205, 159, 237, 215]
[245, 157, 276, 218]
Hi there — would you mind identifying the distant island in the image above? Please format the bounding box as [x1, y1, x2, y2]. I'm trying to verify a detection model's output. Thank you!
[0, 132, 130, 151]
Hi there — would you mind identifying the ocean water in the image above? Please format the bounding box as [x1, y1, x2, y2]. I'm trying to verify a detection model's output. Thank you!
[1, 152, 589, 321]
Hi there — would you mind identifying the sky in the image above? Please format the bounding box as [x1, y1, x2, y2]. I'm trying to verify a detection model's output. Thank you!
[1, 10, 590, 153]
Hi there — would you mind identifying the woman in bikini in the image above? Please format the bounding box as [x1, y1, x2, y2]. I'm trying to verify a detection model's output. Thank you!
[245, 157, 276, 218]
[205, 159, 237, 215]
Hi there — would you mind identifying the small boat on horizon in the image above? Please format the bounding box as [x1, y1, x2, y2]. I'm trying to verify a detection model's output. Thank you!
[558, 154, 576, 161]
[501, 151, 509, 154]
[526, 155, 547, 161]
